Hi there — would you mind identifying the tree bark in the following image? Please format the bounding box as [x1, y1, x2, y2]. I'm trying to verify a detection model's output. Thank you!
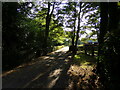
[108, 2, 118, 30]
[97, 2, 109, 74]
[71, 3, 77, 53]
[74, 2, 82, 55]
[44, 2, 55, 54]
[98, 2, 109, 59]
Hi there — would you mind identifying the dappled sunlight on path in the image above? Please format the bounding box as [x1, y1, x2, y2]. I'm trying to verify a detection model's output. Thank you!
[2, 46, 71, 88]
[1, 47, 69, 77]
[65, 53, 103, 90]
[2, 46, 103, 89]
[55, 46, 69, 52]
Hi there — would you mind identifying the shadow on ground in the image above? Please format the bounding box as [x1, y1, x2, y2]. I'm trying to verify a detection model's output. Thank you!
[23, 51, 72, 88]
[2, 48, 103, 89]
[66, 52, 103, 90]
[2, 47, 72, 89]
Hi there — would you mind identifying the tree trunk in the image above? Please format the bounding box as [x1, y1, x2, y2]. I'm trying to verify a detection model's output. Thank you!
[108, 2, 118, 30]
[98, 2, 108, 55]
[71, 3, 77, 54]
[44, 2, 55, 54]
[74, 2, 82, 55]
[97, 2, 109, 71]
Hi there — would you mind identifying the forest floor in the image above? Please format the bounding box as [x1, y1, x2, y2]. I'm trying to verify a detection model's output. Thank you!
[2, 46, 103, 89]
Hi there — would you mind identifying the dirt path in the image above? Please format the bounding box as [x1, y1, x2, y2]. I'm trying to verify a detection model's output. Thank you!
[2, 47, 102, 89]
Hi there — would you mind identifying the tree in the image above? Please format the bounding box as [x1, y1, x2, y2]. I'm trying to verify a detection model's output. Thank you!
[74, 2, 82, 55]
[96, 2, 120, 89]
[2, 2, 35, 70]
[62, 2, 77, 53]
[44, 2, 55, 54]
[2, 2, 65, 70]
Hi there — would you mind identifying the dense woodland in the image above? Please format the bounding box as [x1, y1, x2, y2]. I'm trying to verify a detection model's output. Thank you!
[2, 2, 120, 89]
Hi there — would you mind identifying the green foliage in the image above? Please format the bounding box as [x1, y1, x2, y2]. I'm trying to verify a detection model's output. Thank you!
[3, 3, 120, 90]
[2, 2, 65, 71]
[53, 45, 64, 51]
[73, 53, 97, 67]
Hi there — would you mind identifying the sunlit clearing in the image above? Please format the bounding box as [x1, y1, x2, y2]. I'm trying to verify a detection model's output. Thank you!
[55, 46, 69, 52]
[78, 44, 84, 47]
[49, 68, 62, 78]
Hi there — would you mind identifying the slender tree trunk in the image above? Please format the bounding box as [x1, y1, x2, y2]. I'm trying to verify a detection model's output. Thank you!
[44, 2, 50, 46]
[44, 2, 55, 54]
[71, 3, 76, 53]
[71, 22, 76, 47]
[74, 2, 82, 55]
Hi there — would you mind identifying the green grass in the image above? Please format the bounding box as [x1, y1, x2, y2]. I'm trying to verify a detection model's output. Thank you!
[73, 53, 97, 67]
[53, 45, 64, 51]
[78, 44, 84, 47]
